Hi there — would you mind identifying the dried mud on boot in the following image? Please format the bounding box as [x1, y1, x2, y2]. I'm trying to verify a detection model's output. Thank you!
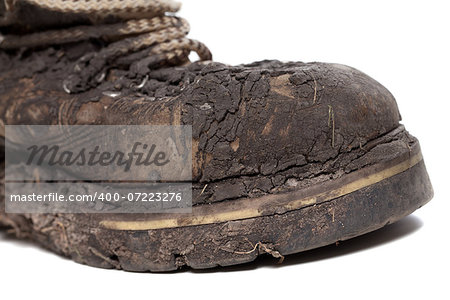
[0, 41, 433, 271]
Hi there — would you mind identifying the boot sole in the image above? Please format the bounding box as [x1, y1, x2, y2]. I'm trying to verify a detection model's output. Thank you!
[69, 128, 433, 271]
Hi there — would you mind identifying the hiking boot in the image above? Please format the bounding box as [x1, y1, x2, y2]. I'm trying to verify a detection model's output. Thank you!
[0, 0, 433, 271]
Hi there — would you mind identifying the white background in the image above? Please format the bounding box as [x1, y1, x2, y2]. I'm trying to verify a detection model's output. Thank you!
[1, 0, 449, 299]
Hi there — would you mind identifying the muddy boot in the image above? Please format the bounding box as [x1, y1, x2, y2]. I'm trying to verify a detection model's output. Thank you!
[0, 1, 433, 272]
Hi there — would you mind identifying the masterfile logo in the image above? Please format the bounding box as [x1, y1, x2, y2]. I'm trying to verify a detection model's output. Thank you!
[25, 141, 170, 172]
[4, 125, 192, 214]
[5, 125, 191, 181]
